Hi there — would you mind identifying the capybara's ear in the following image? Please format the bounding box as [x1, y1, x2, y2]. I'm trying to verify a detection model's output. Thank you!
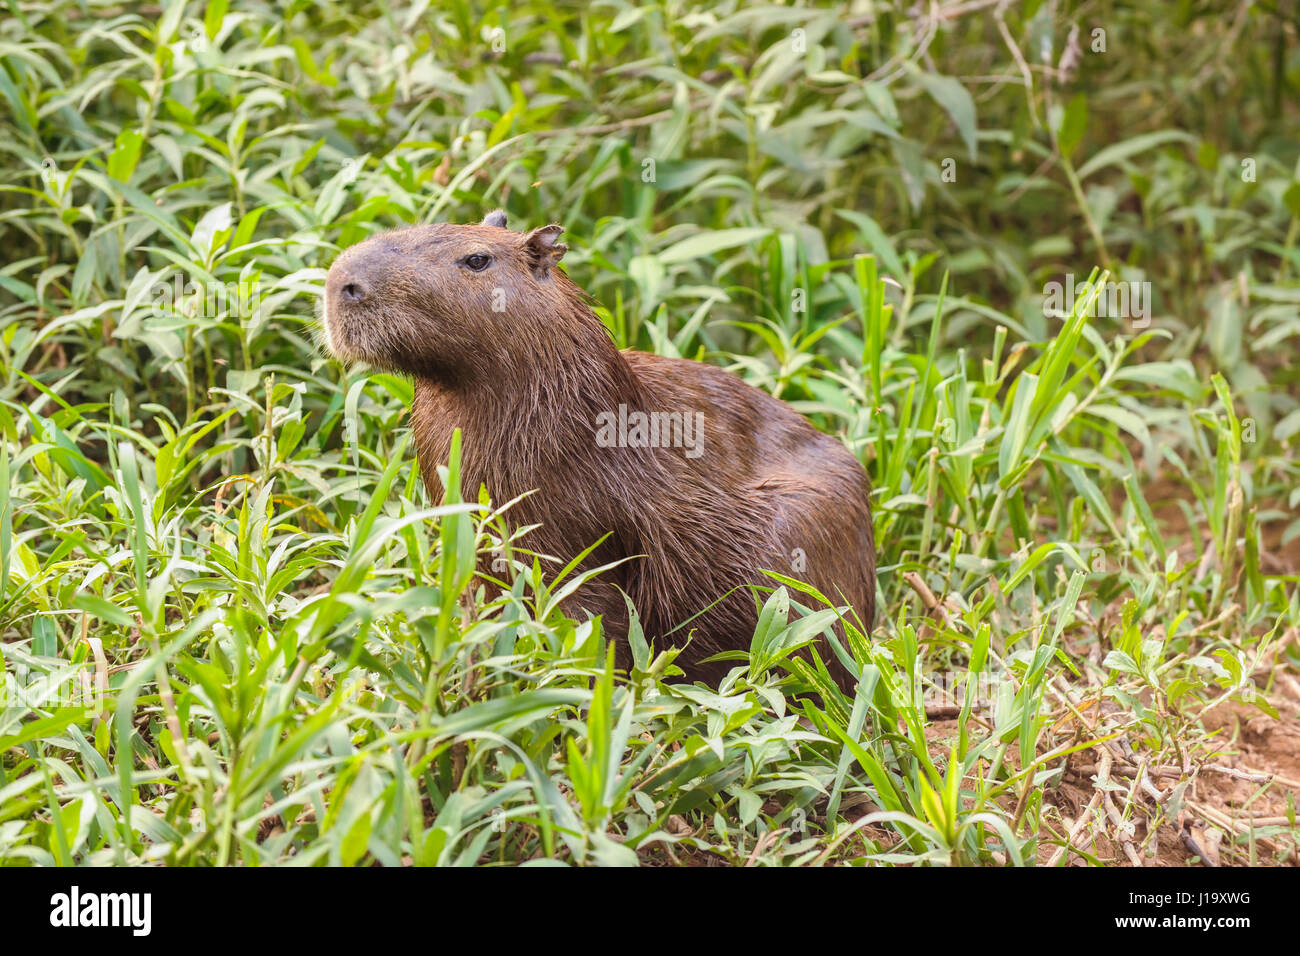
[481, 209, 508, 229]
[523, 224, 566, 278]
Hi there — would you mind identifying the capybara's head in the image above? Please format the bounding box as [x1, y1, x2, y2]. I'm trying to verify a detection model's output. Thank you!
[321, 211, 573, 383]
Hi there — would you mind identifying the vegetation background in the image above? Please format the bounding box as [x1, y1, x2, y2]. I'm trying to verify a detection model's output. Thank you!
[1, 0, 1298, 866]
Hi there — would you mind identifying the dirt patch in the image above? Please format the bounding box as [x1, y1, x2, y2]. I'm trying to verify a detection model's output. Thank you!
[1189, 680, 1300, 863]
[1039, 681, 1300, 867]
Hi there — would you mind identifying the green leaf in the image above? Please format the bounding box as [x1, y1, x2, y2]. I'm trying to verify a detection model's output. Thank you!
[106, 129, 144, 183]
[909, 66, 978, 161]
[656, 228, 771, 265]
[1057, 93, 1088, 158]
[204, 0, 229, 39]
[835, 210, 905, 280]
[1076, 130, 1194, 180]
[340, 811, 372, 866]
[71, 594, 134, 629]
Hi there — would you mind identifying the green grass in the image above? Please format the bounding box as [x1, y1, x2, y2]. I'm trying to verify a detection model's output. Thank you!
[1, 0, 1298, 866]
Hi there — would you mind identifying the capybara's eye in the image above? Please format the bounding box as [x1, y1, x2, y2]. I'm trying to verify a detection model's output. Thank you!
[462, 253, 492, 272]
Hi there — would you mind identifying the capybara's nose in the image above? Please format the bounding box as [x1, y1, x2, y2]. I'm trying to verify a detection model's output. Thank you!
[341, 279, 366, 304]
[328, 261, 369, 308]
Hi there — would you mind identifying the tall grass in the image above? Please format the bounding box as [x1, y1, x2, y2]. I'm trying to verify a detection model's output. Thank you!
[1, 0, 1297, 865]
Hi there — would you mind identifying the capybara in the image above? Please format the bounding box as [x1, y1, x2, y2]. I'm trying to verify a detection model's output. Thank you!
[322, 211, 875, 690]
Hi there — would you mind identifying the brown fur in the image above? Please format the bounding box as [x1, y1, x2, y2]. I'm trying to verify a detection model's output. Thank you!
[322, 214, 875, 691]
